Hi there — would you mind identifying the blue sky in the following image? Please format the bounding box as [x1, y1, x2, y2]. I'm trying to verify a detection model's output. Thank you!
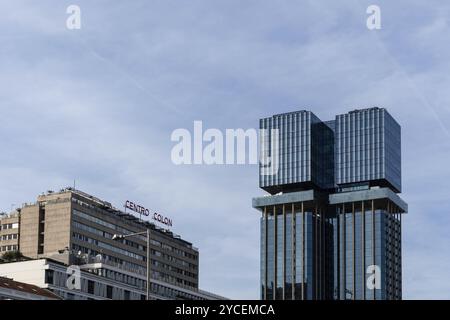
[1, 0, 450, 299]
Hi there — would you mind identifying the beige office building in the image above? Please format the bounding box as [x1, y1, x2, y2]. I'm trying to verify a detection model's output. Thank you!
[16, 188, 199, 290]
[0, 188, 227, 300]
[0, 212, 20, 254]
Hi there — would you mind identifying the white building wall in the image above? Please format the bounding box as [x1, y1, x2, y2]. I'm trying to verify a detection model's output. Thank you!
[0, 260, 47, 287]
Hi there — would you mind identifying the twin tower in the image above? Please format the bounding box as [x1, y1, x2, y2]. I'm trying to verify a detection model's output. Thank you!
[252, 107, 407, 300]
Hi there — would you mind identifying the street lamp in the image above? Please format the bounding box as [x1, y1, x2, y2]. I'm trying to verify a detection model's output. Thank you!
[112, 228, 151, 300]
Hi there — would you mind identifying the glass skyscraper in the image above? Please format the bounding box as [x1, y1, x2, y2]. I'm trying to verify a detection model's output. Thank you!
[253, 107, 407, 300]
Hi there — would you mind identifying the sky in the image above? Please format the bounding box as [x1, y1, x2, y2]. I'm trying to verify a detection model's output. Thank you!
[0, 0, 450, 299]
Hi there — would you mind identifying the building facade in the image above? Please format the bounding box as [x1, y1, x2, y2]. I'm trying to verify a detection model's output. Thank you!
[0, 259, 226, 300]
[0, 188, 225, 300]
[19, 189, 199, 289]
[0, 212, 20, 254]
[253, 107, 407, 300]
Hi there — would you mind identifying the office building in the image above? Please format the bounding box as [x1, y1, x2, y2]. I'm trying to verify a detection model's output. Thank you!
[19, 188, 198, 289]
[0, 188, 226, 300]
[253, 107, 407, 300]
[0, 212, 20, 254]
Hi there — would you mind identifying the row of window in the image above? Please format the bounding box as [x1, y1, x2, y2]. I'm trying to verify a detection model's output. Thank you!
[72, 243, 146, 275]
[94, 268, 199, 298]
[153, 259, 197, 279]
[73, 220, 145, 251]
[73, 209, 197, 263]
[1, 234, 18, 241]
[46, 267, 204, 300]
[0, 245, 18, 252]
[71, 243, 197, 286]
[0, 223, 19, 231]
[72, 232, 145, 261]
[73, 209, 147, 242]
[154, 250, 198, 270]
[152, 239, 197, 261]
[73, 220, 198, 273]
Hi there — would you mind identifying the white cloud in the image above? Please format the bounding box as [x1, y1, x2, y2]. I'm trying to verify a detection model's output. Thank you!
[1, 0, 449, 299]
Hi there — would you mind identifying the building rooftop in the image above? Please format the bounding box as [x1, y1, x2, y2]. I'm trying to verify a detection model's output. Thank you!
[0, 211, 20, 219]
[0, 276, 61, 300]
[272, 109, 309, 117]
[30, 187, 197, 251]
[348, 106, 383, 113]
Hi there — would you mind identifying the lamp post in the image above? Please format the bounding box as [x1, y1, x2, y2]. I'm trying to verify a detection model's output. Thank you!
[112, 228, 151, 300]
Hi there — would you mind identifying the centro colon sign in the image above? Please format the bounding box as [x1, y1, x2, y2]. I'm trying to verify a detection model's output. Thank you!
[125, 200, 173, 227]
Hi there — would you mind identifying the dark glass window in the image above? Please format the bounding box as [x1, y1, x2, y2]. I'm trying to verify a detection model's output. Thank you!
[45, 270, 54, 285]
[87, 280, 95, 294]
[106, 285, 113, 299]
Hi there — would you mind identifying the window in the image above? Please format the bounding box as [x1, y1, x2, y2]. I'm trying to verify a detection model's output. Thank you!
[124, 290, 130, 300]
[45, 270, 54, 285]
[87, 280, 95, 294]
[1, 234, 17, 240]
[106, 285, 113, 299]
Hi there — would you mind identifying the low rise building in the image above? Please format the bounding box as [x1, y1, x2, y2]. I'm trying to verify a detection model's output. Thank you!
[0, 276, 60, 300]
[0, 258, 225, 300]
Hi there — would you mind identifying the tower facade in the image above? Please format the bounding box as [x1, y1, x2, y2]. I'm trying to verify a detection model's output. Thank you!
[253, 107, 407, 300]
